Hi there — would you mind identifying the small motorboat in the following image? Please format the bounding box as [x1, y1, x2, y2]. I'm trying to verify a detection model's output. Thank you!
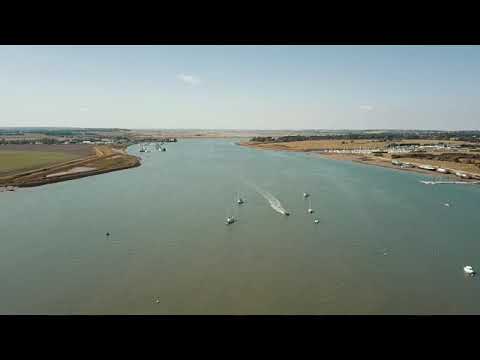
[444, 203, 450, 207]
[106, 232, 111, 236]
[314, 219, 319, 224]
[464, 265, 475, 275]
[225, 216, 235, 225]
[283, 211, 290, 216]
[303, 192, 309, 198]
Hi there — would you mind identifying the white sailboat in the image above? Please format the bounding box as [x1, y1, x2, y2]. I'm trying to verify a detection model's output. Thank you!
[225, 195, 236, 225]
[308, 198, 314, 214]
[237, 191, 244, 205]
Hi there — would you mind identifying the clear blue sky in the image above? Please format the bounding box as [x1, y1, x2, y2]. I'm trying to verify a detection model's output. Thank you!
[1, 45, 479, 130]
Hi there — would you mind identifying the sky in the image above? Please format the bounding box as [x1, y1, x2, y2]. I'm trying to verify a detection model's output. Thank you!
[0, 45, 479, 130]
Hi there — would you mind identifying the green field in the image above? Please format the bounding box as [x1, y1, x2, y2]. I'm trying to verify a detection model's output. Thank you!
[0, 151, 78, 176]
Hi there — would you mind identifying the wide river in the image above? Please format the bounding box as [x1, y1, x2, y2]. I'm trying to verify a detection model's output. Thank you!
[2, 139, 480, 314]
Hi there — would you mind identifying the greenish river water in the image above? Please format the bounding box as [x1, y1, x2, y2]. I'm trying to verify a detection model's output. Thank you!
[2, 139, 480, 314]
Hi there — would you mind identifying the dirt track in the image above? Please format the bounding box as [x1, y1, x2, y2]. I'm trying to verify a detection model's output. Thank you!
[0, 145, 141, 188]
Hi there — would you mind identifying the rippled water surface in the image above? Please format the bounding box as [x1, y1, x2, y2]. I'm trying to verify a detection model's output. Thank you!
[1, 139, 480, 314]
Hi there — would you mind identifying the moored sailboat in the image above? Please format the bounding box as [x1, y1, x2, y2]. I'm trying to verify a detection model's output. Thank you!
[308, 198, 314, 214]
[237, 191, 244, 205]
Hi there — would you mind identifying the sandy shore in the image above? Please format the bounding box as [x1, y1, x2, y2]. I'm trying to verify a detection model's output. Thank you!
[240, 141, 479, 181]
[311, 152, 458, 177]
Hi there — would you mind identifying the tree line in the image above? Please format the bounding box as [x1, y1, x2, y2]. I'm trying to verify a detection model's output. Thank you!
[250, 131, 480, 143]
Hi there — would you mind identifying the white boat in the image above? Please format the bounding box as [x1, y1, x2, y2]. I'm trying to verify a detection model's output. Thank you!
[236, 192, 244, 205]
[303, 192, 310, 198]
[418, 164, 437, 171]
[226, 194, 238, 224]
[444, 203, 450, 207]
[307, 198, 314, 214]
[464, 266, 475, 275]
[314, 219, 319, 224]
[455, 172, 471, 179]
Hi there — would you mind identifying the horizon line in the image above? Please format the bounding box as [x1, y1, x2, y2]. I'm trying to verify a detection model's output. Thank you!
[1, 126, 480, 132]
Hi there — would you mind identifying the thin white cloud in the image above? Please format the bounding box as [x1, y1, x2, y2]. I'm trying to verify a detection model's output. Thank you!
[359, 105, 373, 111]
[177, 74, 200, 86]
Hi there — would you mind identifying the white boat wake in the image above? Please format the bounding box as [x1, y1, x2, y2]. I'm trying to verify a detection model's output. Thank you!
[246, 181, 289, 215]
[420, 180, 480, 185]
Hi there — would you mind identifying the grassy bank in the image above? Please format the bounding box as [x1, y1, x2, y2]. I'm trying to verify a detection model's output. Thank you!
[0, 151, 80, 176]
[0, 144, 140, 188]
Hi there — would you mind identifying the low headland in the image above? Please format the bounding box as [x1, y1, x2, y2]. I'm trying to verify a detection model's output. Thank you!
[0, 127, 183, 189]
[0, 144, 141, 189]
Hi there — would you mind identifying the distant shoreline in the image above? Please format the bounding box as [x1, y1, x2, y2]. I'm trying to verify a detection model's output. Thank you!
[239, 141, 480, 181]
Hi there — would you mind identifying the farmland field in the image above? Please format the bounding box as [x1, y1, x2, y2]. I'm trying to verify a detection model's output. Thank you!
[0, 144, 139, 187]
[0, 151, 80, 176]
[0, 145, 94, 177]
